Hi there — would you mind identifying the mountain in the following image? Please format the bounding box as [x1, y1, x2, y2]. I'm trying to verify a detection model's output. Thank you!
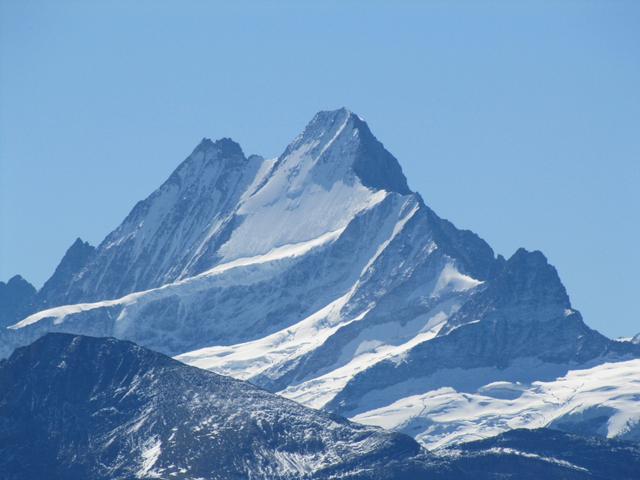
[2, 108, 639, 448]
[0, 275, 36, 328]
[2, 333, 638, 480]
[37, 237, 96, 308]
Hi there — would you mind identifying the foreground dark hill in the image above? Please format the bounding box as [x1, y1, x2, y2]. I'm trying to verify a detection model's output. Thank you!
[0, 333, 449, 480]
[1, 334, 638, 480]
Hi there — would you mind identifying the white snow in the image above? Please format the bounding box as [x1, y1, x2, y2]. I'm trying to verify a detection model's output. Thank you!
[10, 228, 346, 330]
[176, 291, 363, 380]
[203, 227, 346, 277]
[279, 307, 452, 409]
[352, 358, 640, 448]
[215, 116, 389, 263]
[9, 295, 146, 328]
[431, 263, 483, 298]
[219, 179, 387, 264]
[137, 437, 162, 478]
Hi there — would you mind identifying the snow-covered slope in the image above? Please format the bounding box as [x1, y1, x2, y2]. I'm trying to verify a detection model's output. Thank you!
[2, 108, 639, 449]
[352, 358, 640, 449]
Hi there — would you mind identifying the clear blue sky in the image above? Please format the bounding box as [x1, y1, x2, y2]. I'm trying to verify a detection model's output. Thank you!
[1, 1, 638, 338]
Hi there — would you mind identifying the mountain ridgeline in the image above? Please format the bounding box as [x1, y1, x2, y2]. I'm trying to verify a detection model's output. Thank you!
[2, 108, 639, 450]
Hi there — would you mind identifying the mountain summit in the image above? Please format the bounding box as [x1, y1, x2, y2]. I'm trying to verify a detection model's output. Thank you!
[278, 108, 411, 194]
[2, 109, 639, 449]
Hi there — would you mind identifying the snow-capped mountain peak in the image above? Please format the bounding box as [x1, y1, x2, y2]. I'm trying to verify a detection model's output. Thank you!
[273, 108, 410, 195]
[218, 108, 411, 263]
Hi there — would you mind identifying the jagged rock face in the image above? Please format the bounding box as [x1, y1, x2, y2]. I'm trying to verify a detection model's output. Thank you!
[2, 333, 638, 480]
[37, 238, 96, 308]
[3, 109, 639, 448]
[0, 275, 36, 327]
[43, 138, 264, 304]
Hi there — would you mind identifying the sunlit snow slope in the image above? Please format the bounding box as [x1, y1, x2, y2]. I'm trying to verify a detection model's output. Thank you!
[3, 108, 639, 448]
[352, 358, 640, 449]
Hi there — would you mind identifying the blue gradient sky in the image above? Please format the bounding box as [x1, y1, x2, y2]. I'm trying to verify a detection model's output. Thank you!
[1, 1, 638, 337]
